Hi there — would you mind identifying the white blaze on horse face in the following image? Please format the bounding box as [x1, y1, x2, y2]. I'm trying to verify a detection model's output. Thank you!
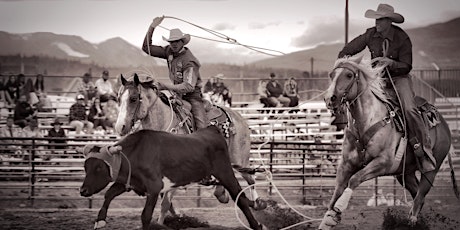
[324, 68, 343, 101]
[115, 89, 130, 134]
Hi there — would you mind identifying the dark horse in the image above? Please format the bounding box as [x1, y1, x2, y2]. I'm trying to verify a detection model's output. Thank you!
[320, 55, 459, 229]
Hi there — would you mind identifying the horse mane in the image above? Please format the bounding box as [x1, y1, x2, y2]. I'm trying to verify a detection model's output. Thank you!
[334, 56, 389, 103]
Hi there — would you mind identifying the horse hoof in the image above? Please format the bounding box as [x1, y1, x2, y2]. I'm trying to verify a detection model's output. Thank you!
[94, 220, 107, 229]
[254, 198, 267, 210]
[409, 216, 417, 226]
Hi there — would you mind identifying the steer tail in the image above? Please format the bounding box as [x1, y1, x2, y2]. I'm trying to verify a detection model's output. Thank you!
[447, 147, 460, 199]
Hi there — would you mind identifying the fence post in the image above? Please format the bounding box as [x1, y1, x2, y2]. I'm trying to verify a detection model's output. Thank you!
[269, 141, 274, 196]
[302, 150, 306, 204]
[30, 138, 36, 206]
[374, 178, 378, 206]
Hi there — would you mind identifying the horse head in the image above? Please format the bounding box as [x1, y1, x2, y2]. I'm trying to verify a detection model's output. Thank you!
[115, 73, 158, 136]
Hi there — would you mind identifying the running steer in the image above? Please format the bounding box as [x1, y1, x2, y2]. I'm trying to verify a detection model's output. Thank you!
[79, 126, 263, 230]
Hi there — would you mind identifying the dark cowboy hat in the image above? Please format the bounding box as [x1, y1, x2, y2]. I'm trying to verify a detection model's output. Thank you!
[365, 3, 404, 24]
[51, 119, 63, 125]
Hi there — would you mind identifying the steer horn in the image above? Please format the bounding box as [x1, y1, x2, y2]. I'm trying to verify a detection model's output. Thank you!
[76, 144, 95, 156]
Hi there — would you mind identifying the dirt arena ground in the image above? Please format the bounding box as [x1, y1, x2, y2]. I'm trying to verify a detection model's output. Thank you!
[1, 198, 460, 230]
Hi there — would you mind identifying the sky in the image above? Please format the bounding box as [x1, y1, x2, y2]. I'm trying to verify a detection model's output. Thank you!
[1, 0, 460, 64]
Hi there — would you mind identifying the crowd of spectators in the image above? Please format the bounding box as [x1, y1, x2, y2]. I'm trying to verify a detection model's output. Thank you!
[258, 72, 299, 108]
[0, 70, 120, 159]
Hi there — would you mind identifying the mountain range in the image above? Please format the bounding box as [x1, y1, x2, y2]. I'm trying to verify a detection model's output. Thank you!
[0, 17, 459, 74]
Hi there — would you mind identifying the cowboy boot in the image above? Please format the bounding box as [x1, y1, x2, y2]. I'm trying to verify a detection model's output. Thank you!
[410, 136, 435, 174]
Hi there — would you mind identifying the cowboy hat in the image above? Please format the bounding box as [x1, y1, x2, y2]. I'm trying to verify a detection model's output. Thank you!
[365, 4, 404, 24]
[162, 28, 191, 45]
[51, 118, 63, 125]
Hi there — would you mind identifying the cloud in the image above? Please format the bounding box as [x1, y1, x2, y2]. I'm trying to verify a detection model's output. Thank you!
[291, 18, 367, 48]
[212, 22, 236, 31]
[248, 21, 281, 30]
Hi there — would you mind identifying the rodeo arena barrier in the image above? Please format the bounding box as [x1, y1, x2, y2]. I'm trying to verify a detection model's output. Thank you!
[0, 71, 459, 212]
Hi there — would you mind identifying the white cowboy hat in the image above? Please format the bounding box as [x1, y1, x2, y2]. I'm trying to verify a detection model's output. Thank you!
[365, 3, 404, 24]
[162, 28, 191, 45]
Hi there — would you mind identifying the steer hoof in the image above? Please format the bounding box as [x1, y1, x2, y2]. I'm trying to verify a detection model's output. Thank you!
[94, 220, 107, 229]
[214, 186, 229, 203]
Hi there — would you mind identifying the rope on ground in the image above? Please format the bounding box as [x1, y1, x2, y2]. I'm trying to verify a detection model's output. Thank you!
[234, 105, 326, 229]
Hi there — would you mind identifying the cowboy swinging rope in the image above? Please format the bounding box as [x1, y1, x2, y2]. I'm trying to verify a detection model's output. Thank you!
[142, 15, 329, 229]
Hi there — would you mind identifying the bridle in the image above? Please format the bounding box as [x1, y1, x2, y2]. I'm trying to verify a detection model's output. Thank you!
[331, 63, 369, 107]
[121, 82, 159, 129]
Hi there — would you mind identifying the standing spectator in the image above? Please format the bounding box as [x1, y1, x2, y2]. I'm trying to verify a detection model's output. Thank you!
[47, 118, 67, 154]
[283, 77, 299, 107]
[34, 74, 45, 94]
[266, 73, 290, 107]
[0, 116, 25, 155]
[5, 74, 19, 104]
[16, 74, 27, 100]
[88, 97, 106, 130]
[76, 73, 97, 104]
[257, 80, 270, 108]
[23, 78, 39, 106]
[95, 70, 116, 102]
[69, 94, 93, 134]
[14, 94, 36, 128]
[103, 98, 119, 132]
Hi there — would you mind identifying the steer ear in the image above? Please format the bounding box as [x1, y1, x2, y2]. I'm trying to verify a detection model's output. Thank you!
[108, 145, 122, 154]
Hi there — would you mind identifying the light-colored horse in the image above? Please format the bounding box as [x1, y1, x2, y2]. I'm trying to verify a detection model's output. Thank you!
[114, 74, 265, 224]
[320, 55, 459, 229]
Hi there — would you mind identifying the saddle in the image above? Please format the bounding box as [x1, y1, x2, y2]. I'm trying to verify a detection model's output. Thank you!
[382, 88, 441, 133]
[159, 90, 234, 137]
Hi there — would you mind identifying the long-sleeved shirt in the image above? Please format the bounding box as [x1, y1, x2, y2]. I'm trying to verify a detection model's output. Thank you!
[338, 25, 412, 77]
[142, 27, 202, 96]
[266, 80, 284, 98]
[69, 103, 87, 122]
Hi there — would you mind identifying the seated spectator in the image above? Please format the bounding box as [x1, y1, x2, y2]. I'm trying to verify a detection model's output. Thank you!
[5, 74, 19, 104]
[257, 80, 271, 108]
[88, 97, 107, 130]
[95, 70, 116, 102]
[266, 73, 290, 107]
[283, 77, 299, 107]
[34, 74, 45, 94]
[69, 94, 93, 134]
[212, 74, 232, 107]
[0, 116, 25, 156]
[14, 94, 36, 128]
[22, 117, 46, 159]
[0, 75, 8, 105]
[35, 92, 53, 112]
[47, 118, 67, 153]
[103, 98, 119, 131]
[77, 73, 97, 105]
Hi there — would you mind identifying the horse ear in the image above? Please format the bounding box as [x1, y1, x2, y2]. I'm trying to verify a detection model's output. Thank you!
[353, 54, 364, 64]
[120, 74, 127, 86]
[134, 73, 140, 86]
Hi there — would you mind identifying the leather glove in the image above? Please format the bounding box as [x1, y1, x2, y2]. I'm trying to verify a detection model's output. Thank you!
[150, 16, 164, 28]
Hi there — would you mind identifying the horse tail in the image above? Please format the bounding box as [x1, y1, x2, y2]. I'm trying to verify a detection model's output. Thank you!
[447, 146, 460, 199]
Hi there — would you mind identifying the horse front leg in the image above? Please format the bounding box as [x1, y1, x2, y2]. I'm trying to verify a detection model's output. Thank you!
[158, 189, 177, 225]
[240, 172, 267, 210]
[319, 160, 355, 230]
[95, 182, 126, 229]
